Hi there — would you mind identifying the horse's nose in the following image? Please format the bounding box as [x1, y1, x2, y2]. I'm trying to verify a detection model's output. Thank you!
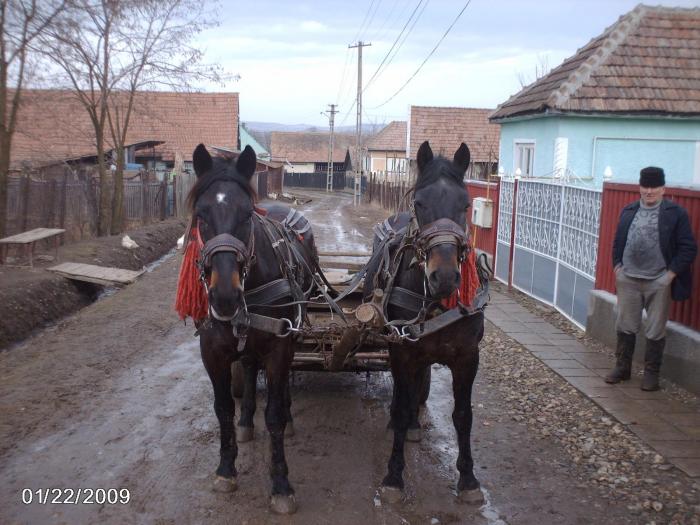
[428, 267, 460, 296]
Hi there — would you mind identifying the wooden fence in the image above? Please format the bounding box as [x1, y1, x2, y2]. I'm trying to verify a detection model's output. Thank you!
[5, 175, 179, 242]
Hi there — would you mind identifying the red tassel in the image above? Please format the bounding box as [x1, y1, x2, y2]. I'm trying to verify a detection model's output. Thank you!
[441, 246, 480, 310]
[175, 226, 209, 321]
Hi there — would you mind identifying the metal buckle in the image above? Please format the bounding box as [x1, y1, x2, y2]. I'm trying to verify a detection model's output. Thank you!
[278, 318, 301, 338]
[400, 325, 420, 342]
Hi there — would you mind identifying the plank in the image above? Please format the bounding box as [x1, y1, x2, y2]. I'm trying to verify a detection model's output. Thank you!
[0, 228, 65, 245]
[48, 262, 144, 286]
[318, 251, 370, 258]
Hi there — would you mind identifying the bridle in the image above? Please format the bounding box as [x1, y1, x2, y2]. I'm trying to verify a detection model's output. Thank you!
[199, 219, 256, 281]
[195, 216, 255, 323]
[413, 216, 470, 265]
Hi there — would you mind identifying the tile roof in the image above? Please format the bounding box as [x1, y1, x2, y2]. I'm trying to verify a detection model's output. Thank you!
[491, 5, 700, 120]
[10, 89, 239, 168]
[408, 106, 500, 163]
[367, 121, 406, 152]
[269, 131, 357, 163]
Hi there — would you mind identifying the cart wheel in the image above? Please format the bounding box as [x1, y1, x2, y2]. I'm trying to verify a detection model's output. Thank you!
[418, 366, 431, 405]
[231, 361, 245, 399]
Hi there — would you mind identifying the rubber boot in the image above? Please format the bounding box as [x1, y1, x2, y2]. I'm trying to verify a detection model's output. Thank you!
[604, 332, 636, 384]
[641, 337, 665, 391]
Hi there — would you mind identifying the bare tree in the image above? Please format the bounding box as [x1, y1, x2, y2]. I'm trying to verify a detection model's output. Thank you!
[517, 53, 551, 89]
[42, 0, 225, 236]
[105, 0, 224, 234]
[40, 0, 119, 235]
[0, 0, 67, 237]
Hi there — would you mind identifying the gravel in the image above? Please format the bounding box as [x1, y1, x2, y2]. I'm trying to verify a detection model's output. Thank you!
[480, 319, 700, 525]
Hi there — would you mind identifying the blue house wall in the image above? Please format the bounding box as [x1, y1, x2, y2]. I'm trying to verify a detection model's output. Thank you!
[498, 115, 700, 188]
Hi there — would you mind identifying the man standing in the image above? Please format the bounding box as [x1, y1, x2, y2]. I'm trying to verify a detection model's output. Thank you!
[605, 167, 697, 391]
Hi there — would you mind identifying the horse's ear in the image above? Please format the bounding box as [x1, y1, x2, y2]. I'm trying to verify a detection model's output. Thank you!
[236, 145, 257, 180]
[193, 144, 213, 177]
[453, 143, 470, 173]
[417, 141, 433, 173]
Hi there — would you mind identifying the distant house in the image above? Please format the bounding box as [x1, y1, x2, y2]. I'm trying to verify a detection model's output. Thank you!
[490, 5, 700, 187]
[269, 131, 356, 174]
[408, 106, 500, 179]
[11, 89, 239, 178]
[366, 121, 407, 178]
[239, 123, 270, 160]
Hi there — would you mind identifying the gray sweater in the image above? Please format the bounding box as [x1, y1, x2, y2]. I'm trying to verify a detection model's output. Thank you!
[622, 200, 666, 279]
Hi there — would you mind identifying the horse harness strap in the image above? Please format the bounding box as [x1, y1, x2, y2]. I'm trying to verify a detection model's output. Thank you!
[201, 232, 253, 268]
[375, 214, 487, 341]
[403, 282, 489, 339]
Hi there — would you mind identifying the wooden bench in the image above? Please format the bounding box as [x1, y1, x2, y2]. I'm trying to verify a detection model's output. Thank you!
[0, 228, 66, 267]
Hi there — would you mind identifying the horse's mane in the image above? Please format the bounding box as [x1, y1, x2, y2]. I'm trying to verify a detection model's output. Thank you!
[186, 157, 257, 212]
[413, 156, 464, 191]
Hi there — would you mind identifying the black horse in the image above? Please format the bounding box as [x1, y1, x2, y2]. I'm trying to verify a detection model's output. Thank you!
[366, 141, 485, 503]
[188, 144, 316, 514]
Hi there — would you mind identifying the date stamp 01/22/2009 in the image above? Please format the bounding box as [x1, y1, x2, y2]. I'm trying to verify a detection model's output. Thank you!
[22, 488, 130, 505]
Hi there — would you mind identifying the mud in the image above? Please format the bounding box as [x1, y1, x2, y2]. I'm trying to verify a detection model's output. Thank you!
[0, 218, 186, 349]
[0, 191, 650, 524]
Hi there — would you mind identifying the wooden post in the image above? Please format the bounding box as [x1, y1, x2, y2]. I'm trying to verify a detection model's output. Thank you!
[47, 179, 57, 228]
[160, 180, 167, 221]
[21, 175, 30, 231]
[142, 177, 148, 224]
[172, 176, 177, 218]
[59, 172, 68, 229]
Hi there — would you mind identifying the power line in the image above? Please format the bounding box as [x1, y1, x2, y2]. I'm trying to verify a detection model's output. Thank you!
[370, 0, 472, 110]
[370, 0, 403, 43]
[335, 48, 352, 104]
[366, 0, 430, 93]
[359, 0, 383, 42]
[362, 0, 426, 94]
[353, 0, 378, 43]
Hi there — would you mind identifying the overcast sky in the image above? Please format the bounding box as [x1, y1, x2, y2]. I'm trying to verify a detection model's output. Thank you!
[201, 0, 699, 126]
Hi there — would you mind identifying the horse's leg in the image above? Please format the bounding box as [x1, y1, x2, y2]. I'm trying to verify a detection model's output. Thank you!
[450, 352, 483, 503]
[201, 340, 238, 493]
[406, 365, 429, 442]
[381, 358, 413, 502]
[283, 378, 295, 437]
[264, 341, 297, 514]
[237, 355, 257, 443]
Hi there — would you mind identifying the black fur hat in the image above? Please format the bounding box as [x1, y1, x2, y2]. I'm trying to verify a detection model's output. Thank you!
[639, 166, 665, 188]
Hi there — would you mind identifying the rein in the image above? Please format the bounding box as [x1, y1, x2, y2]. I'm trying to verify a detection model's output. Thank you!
[372, 209, 486, 341]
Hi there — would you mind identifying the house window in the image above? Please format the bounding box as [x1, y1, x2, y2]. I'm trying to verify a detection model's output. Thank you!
[514, 141, 535, 177]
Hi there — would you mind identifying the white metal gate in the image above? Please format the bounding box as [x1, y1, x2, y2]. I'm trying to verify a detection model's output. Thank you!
[495, 179, 602, 327]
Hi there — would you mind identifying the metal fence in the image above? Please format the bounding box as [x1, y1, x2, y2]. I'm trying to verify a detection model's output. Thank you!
[495, 178, 602, 327]
[283, 171, 347, 190]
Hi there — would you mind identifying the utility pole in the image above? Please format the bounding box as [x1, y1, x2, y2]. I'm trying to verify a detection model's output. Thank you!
[349, 41, 371, 206]
[322, 103, 338, 192]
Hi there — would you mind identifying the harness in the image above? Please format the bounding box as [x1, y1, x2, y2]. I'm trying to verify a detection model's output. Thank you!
[195, 209, 344, 342]
[370, 212, 489, 341]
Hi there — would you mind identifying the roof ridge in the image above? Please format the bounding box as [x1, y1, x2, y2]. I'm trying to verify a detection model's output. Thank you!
[547, 5, 647, 109]
[411, 105, 494, 111]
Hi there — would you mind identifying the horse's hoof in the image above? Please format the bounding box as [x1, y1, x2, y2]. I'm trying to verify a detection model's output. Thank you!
[212, 475, 238, 493]
[406, 427, 422, 442]
[379, 485, 404, 504]
[285, 422, 295, 438]
[237, 425, 254, 443]
[270, 494, 298, 514]
[458, 487, 484, 505]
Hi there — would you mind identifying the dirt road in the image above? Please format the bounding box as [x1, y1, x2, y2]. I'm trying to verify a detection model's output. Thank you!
[1, 190, 637, 524]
